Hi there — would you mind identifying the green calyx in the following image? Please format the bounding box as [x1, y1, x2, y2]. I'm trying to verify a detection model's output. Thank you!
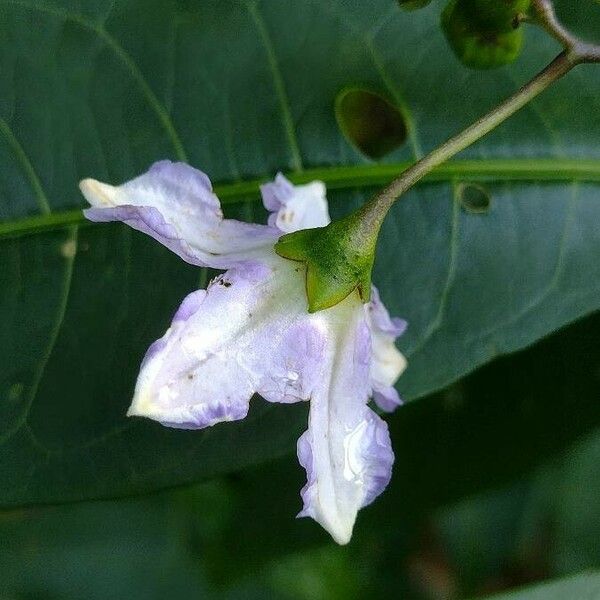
[274, 210, 379, 313]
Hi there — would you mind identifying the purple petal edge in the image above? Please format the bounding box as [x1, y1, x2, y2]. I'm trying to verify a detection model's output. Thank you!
[296, 408, 394, 521]
[372, 384, 404, 413]
[84, 205, 207, 267]
[260, 172, 294, 212]
[361, 410, 394, 507]
[369, 287, 408, 338]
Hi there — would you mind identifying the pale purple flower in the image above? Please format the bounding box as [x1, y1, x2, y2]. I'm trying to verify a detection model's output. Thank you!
[80, 161, 407, 544]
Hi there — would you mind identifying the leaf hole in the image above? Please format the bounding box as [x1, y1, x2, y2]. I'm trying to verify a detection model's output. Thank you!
[335, 88, 407, 159]
[458, 183, 492, 214]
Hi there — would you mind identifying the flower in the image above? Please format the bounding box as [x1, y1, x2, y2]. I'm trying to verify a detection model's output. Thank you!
[80, 161, 407, 544]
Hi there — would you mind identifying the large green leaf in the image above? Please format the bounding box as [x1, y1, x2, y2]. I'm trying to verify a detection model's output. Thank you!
[1, 0, 599, 505]
[0, 488, 294, 600]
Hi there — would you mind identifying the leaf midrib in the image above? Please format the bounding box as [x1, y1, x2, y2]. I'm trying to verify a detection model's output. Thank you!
[1, 158, 600, 240]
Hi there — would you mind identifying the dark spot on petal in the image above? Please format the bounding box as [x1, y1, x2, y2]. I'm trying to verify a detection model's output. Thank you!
[458, 182, 492, 214]
[216, 276, 232, 288]
[335, 88, 407, 159]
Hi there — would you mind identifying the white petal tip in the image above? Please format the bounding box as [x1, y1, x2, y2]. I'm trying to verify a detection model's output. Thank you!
[126, 401, 148, 420]
[396, 352, 408, 379]
[309, 180, 326, 196]
[297, 507, 354, 545]
[330, 530, 352, 545]
[373, 343, 408, 388]
[325, 520, 353, 545]
[126, 390, 156, 420]
[79, 178, 117, 207]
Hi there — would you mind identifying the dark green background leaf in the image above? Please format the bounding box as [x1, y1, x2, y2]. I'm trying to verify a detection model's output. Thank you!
[554, 0, 600, 46]
[0, 0, 599, 505]
[479, 572, 600, 600]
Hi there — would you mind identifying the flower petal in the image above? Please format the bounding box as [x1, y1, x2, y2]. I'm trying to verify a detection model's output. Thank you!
[129, 254, 326, 428]
[296, 297, 394, 544]
[80, 161, 279, 269]
[367, 287, 407, 413]
[260, 173, 331, 233]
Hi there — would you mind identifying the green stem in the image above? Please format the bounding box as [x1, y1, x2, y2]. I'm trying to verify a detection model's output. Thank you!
[362, 50, 577, 227]
[4, 158, 600, 240]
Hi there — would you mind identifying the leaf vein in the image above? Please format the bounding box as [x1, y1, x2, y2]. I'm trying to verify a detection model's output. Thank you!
[245, 0, 303, 172]
[0, 117, 51, 215]
[0, 226, 79, 446]
[1, 0, 188, 162]
[1, 159, 600, 239]
[405, 187, 461, 358]
[465, 183, 580, 347]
